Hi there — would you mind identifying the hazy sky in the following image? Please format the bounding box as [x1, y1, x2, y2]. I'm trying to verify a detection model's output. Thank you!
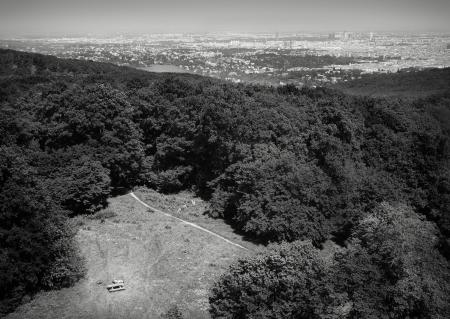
[0, 0, 449, 36]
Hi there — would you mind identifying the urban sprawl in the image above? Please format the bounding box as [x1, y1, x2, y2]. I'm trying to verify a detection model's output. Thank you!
[1, 32, 449, 86]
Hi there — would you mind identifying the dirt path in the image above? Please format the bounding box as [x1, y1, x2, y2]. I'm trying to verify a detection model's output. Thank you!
[130, 192, 249, 251]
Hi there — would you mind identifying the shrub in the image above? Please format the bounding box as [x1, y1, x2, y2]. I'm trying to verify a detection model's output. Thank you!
[89, 208, 117, 220]
[162, 305, 184, 319]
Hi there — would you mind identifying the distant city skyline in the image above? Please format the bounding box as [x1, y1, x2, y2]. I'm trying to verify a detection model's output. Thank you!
[0, 0, 449, 37]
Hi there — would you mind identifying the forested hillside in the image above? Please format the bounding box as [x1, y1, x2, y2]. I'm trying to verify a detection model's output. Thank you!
[1, 49, 449, 318]
[332, 67, 450, 98]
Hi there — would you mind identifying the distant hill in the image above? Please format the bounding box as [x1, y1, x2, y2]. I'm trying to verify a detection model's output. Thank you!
[0, 48, 205, 102]
[331, 67, 450, 98]
[0, 48, 201, 79]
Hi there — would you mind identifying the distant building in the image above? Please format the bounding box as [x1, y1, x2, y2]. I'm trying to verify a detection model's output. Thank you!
[343, 31, 353, 40]
[334, 32, 352, 40]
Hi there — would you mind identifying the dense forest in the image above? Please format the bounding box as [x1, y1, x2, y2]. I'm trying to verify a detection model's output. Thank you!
[1, 49, 449, 318]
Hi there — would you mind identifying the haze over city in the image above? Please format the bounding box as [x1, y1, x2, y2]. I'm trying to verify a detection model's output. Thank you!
[0, 0, 450, 36]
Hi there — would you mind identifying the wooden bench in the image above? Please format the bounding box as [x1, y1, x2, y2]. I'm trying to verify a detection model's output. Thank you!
[106, 283, 125, 292]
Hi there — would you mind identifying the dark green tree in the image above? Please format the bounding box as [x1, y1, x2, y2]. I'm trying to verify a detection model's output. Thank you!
[331, 203, 450, 318]
[209, 241, 340, 319]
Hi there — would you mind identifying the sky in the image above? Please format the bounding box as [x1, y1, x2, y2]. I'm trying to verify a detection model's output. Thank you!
[0, 0, 449, 36]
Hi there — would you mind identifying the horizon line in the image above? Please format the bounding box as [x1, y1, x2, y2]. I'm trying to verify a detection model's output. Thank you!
[2, 29, 450, 39]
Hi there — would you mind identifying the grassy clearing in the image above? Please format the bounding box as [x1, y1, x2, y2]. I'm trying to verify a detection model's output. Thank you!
[133, 187, 260, 250]
[6, 189, 258, 319]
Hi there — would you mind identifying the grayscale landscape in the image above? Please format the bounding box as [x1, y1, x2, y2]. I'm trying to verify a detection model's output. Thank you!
[0, 1, 449, 318]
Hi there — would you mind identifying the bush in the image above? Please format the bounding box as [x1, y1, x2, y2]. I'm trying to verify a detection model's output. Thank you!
[162, 305, 184, 319]
[89, 208, 117, 220]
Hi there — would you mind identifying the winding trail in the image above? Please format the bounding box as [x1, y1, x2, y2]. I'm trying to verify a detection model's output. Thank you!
[130, 192, 249, 251]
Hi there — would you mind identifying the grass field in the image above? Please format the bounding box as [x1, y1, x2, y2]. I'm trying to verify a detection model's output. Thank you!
[6, 189, 258, 319]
